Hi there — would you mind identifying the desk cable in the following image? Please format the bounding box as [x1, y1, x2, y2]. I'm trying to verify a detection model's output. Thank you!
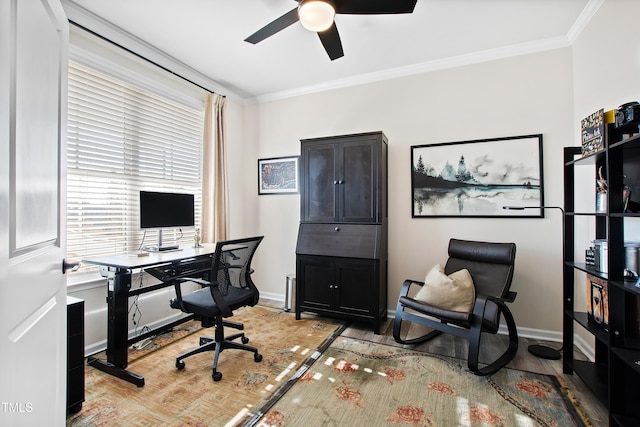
[128, 268, 150, 341]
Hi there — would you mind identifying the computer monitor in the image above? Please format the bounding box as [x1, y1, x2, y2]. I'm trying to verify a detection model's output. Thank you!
[140, 191, 195, 251]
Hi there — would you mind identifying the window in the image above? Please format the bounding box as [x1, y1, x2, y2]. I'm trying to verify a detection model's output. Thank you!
[67, 61, 204, 273]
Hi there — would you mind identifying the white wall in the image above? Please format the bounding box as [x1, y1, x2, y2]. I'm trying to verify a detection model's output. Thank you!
[250, 48, 574, 337]
[573, 0, 640, 119]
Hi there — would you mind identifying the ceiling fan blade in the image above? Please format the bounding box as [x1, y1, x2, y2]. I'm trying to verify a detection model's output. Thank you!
[317, 23, 344, 61]
[244, 7, 299, 44]
[335, 0, 417, 14]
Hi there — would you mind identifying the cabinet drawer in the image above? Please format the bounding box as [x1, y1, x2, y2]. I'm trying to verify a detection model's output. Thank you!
[296, 223, 383, 259]
[67, 296, 84, 336]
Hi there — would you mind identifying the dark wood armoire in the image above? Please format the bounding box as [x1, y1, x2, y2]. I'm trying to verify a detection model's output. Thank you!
[295, 131, 388, 333]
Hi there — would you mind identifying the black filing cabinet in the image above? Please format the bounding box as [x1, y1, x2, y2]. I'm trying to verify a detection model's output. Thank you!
[67, 296, 84, 413]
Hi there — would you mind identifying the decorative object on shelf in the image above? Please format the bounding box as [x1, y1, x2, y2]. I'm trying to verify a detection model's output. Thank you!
[625, 241, 640, 279]
[595, 166, 607, 213]
[502, 205, 564, 360]
[258, 156, 300, 195]
[193, 228, 202, 248]
[585, 246, 595, 267]
[586, 274, 609, 330]
[411, 134, 544, 218]
[622, 175, 640, 213]
[593, 239, 607, 273]
[604, 109, 616, 124]
[623, 183, 632, 212]
[614, 101, 640, 134]
[581, 109, 605, 156]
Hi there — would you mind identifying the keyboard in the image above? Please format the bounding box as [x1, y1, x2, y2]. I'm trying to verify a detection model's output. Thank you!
[145, 255, 212, 282]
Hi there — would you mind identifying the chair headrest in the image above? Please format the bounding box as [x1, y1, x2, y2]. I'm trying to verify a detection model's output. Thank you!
[448, 238, 516, 265]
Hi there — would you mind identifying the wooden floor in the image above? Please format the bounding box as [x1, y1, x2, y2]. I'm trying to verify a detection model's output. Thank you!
[264, 300, 608, 425]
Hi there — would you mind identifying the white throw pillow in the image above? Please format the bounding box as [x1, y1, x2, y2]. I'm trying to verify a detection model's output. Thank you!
[413, 264, 475, 313]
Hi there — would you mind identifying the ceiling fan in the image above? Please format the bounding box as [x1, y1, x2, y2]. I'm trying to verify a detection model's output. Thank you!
[244, 0, 418, 61]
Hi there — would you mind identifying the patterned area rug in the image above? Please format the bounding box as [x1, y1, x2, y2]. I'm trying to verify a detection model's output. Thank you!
[66, 306, 345, 427]
[257, 336, 591, 427]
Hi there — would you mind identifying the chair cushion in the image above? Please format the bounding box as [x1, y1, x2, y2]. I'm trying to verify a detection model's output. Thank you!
[413, 264, 475, 313]
[169, 285, 255, 319]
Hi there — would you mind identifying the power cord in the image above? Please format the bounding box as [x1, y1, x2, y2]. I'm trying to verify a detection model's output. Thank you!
[128, 270, 155, 349]
[138, 230, 147, 251]
[129, 269, 145, 337]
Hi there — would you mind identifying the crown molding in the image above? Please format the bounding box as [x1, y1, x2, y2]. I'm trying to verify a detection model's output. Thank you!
[567, 0, 605, 43]
[254, 35, 572, 104]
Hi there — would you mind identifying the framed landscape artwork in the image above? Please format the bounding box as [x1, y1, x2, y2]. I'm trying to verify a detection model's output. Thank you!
[258, 156, 300, 195]
[411, 134, 544, 218]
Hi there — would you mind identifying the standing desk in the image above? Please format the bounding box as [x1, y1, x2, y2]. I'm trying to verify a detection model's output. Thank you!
[82, 244, 218, 387]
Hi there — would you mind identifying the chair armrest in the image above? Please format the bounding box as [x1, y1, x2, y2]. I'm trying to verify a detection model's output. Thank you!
[207, 282, 232, 317]
[399, 279, 424, 298]
[177, 277, 210, 287]
[470, 292, 517, 328]
[174, 277, 233, 317]
[504, 291, 517, 303]
[172, 277, 192, 312]
[482, 291, 517, 305]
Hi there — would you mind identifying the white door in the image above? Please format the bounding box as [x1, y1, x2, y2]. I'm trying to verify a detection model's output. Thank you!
[0, 0, 68, 425]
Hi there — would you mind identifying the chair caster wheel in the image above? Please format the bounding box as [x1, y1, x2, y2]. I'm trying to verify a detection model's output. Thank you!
[176, 360, 185, 370]
[213, 372, 222, 381]
[242, 336, 249, 344]
[254, 353, 263, 362]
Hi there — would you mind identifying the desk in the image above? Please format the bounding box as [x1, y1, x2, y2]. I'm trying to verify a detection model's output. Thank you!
[82, 244, 218, 387]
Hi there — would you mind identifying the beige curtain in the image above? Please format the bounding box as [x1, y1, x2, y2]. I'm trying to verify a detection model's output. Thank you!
[201, 93, 228, 243]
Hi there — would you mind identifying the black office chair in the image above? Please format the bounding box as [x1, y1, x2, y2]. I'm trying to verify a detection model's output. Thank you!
[393, 238, 518, 376]
[169, 236, 264, 381]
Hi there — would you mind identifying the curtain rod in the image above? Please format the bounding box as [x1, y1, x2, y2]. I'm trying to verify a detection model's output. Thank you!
[69, 20, 224, 97]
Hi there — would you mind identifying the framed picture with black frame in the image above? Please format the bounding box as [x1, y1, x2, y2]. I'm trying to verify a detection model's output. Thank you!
[411, 134, 544, 217]
[258, 156, 300, 195]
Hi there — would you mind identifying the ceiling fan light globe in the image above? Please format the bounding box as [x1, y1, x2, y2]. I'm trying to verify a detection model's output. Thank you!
[298, 0, 335, 32]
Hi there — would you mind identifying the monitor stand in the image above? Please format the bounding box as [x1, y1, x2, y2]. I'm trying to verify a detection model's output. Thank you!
[146, 229, 179, 252]
[147, 245, 179, 252]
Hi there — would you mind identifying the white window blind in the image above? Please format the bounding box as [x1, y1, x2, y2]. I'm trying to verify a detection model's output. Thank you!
[67, 61, 204, 272]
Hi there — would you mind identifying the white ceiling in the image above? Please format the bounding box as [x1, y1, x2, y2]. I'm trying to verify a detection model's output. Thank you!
[64, 0, 599, 101]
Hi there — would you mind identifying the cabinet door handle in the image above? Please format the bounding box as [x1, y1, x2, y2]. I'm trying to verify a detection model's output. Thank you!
[334, 180, 338, 185]
[334, 227, 340, 231]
